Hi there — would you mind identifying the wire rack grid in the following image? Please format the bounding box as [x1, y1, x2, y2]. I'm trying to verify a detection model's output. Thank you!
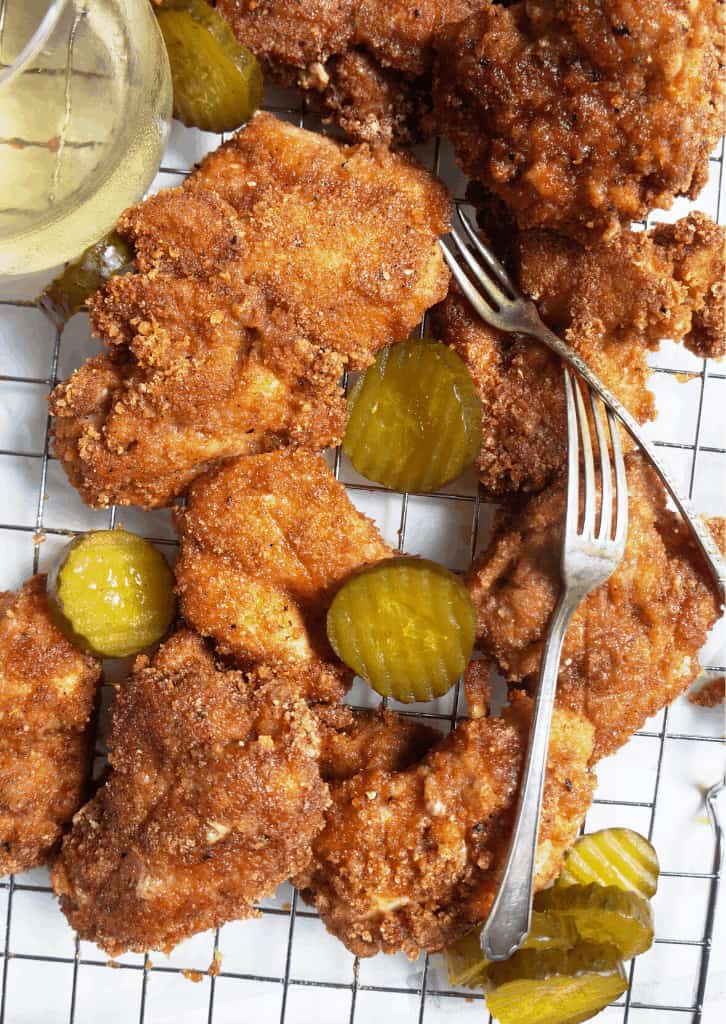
[0, 77, 725, 1024]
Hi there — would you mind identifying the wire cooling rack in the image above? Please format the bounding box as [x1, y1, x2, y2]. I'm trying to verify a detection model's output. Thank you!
[0, 81, 724, 1024]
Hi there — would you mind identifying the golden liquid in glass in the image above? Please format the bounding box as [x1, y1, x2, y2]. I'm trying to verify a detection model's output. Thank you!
[0, 0, 172, 276]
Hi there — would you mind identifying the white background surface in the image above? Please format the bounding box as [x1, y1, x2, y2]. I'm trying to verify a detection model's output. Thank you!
[0, 82, 724, 1024]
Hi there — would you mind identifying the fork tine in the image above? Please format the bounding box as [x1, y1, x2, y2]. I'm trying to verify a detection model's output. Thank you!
[572, 375, 596, 537]
[590, 389, 612, 541]
[608, 409, 629, 551]
[447, 225, 512, 310]
[563, 369, 580, 541]
[440, 240, 503, 324]
[455, 206, 516, 296]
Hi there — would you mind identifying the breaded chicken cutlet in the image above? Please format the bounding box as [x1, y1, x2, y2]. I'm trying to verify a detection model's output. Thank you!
[52, 631, 329, 955]
[466, 454, 725, 763]
[296, 691, 595, 958]
[175, 449, 393, 704]
[435, 212, 725, 497]
[50, 113, 450, 509]
[217, 1, 484, 145]
[0, 576, 100, 876]
[434, 0, 725, 239]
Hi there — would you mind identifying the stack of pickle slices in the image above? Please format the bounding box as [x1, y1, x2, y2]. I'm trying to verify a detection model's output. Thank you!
[446, 828, 660, 1024]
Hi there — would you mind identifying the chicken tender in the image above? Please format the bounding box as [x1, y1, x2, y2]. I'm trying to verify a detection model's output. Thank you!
[0, 575, 100, 876]
[434, 212, 726, 497]
[175, 449, 393, 704]
[296, 692, 594, 958]
[466, 454, 724, 762]
[52, 631, 329, 955]
[434, 1, 725, 239]
[316, 705, 440, 781]
[50, 113, 450, 509]
[217, 1, 484, 145]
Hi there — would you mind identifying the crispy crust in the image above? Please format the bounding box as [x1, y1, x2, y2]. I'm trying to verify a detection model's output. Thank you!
[434, 213, 726, 498]
[174, 449, 393, 704]
[466, 454, 724, 762]
[217, 1, 483, 145]
[434, 0, 725, 239]
[296, 692, 594, 958]
[52, 631, 329, 955]
[50, 113, 450, 509]
[0, 576, 100, 876]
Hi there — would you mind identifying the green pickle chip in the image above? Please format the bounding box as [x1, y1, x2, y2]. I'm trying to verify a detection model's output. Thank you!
[155, 0, 263, 132]
[446, 911, 579, 989]
[38, 231, 132, 327]
[50, 529, 176, 659]
[556, 828, 660, 898]
[486, 944, 627, 1024]
[343, 338, 482, 493]
[326, 557, 475, 702]
[535, 883, 654, 960]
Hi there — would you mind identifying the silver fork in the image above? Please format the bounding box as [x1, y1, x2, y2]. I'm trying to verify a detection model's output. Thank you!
[480, 368, 628, 961]
[441, 207, 726, 606]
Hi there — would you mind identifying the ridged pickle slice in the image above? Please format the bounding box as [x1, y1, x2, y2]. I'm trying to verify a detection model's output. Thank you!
[557, 828, 660, 898]
[155, 0, 263, 132]
[535, 883, 654, 960]
[486, 944, 627, 1024]
[446, 911, 579, 988]
[49, 529, 175, 658]
[38, 231, 132, 327]
[343, 339, 482, 493]
[326, 558, 475, 702]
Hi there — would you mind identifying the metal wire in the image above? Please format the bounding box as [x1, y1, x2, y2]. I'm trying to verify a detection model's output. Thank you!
[0, 90, 723, 1024]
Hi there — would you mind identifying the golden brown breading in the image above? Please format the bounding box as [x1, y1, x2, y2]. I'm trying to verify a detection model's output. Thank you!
[217, 1, 484, 145]
[296, 692, 594, 958]
[466, 454, 724, 763]
[50, 113, 450, 509]
[315, 705, 440, 781]
[434, 213, 726, 498]
[434, 0, 725, 239]
[0, 576, 100, 876]
[650, 215, 726, 359]
[175, 449, 393, 704]
[52, 631, 329, 955]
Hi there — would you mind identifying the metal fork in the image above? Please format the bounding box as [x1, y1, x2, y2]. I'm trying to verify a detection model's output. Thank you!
[441, 207, 726, 606]
[480, 368, 628, 961]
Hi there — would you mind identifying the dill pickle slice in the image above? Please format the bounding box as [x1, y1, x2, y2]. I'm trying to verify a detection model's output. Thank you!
[446, 911, 579, 988]
[326, 558, 475, 702]
[557, 828, 660, 898]
[38, 231, 132, 327]
[155, 0, 263, 132]
[486, 944, 627, 1024]
[343, 339, 482, 493]
[49, 529, 175, 659]
[535, 884, 654, 960]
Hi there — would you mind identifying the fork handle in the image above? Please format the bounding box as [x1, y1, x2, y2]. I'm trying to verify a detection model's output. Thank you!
[532, 322, 725, 607]
[479, 591, 576, 961]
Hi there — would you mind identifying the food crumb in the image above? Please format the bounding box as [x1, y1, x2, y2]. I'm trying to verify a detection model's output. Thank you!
[281, 901, 291, 912]
[182, 969, 204, 983]
[208, 950, 223, 977]
[144, 957, 154, 971]
[106, 960, 120, 969]
[688, 677, 725, 708]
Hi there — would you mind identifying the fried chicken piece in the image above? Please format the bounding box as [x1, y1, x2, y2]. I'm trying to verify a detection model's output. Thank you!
[217, 1, 484, 145]
[434, 212, 726, 497]
[315, 705, 440, 781]
[50, 113, 450, 509]
[296, 691, 595, 958]
[466, 454, 724, 763]
[434, 1, 725, 239]
[175, 449, 393, 705]
[52, 631, 329, 955]
[0, 575, 100, 876]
